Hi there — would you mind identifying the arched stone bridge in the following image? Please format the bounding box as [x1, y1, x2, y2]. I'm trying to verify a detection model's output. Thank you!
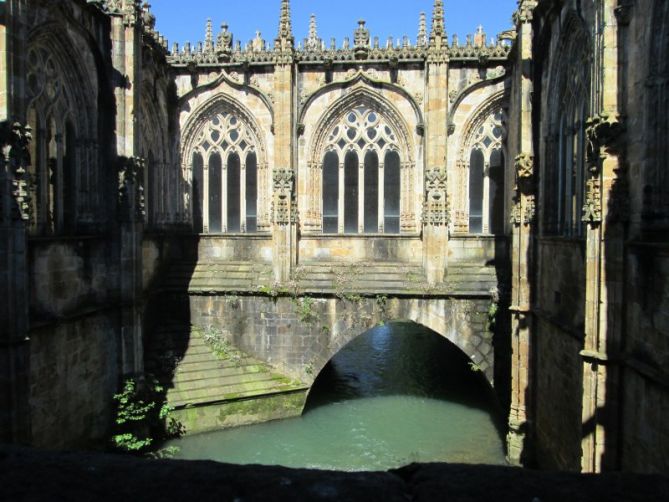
[144, 235, 505, 433]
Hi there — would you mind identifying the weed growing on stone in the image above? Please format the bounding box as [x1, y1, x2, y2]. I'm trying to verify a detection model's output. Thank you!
[200, 325, 243, 366]
[111, 377, 184, 457]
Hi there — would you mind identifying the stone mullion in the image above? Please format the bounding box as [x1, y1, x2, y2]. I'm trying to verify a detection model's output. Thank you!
[240, 159, 247, 232]
[358, 157, 364, 233]
[337, 161, 344, 234]
[221, 152, 227, 233]
[378, 160, 384, 233]
[258, 162, 270, 232]
[482, 160, 491, 234]
[202, 157, 209, 233]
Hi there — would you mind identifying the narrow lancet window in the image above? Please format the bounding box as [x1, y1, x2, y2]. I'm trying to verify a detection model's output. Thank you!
[246, 152, 257, 232]
[469, 149, 484, 234]
[344, 151, 359, 234]
[227, 152, 241, 232]
[208, 153, 222, 233]
[364, 151, 379, 233]
[322, 151, 339, 233]
[192, 152, 204, 233]
[489, 149, 505, 234]
[384, 151, 400, 234]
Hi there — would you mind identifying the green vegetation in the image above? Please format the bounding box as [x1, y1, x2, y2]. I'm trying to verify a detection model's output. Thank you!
[292, 296, 318, 323]
[111, 377, 184, 457]
[199, 325, 243, 366]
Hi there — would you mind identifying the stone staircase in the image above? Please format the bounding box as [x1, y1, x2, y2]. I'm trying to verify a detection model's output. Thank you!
[145, 324, 308, 432]
[160, 261, 273, 293]
[157, 260, 498, 297]
[296, 262, 428, 295]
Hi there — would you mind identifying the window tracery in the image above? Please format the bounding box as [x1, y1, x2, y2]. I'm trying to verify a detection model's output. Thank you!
[545, 18, 590, 237]
[188, 108, 267, 234]
[319, 105, 403, 234]
[25, 42, 97, 235]
[456, 105, 506, 235]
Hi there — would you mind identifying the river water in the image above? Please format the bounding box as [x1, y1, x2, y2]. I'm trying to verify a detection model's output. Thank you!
[167, 322, 507, 471]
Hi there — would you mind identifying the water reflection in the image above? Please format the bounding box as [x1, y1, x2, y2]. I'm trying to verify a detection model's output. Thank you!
[168, 322, 507, 470]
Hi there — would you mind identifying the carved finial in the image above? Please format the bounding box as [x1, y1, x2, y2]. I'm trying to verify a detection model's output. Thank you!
[417, 12, 428, 47]
[306, 14, 320, 51]
[429, 0, 447, 47]
[353, 19, 371, 59]
[252, 30, 265, 52]
[275, 0, 294, 49]
[204, 18, 213, 52]
[217, 22, 233, 54]
[474, 24, 486, 47]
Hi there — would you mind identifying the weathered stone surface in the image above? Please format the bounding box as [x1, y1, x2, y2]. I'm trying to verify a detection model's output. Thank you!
[1, 447, 668, 502]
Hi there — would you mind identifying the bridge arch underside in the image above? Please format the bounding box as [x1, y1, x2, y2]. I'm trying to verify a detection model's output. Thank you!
[188, 294, 495, 387]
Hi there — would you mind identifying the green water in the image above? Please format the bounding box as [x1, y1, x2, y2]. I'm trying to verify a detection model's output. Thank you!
[168, 323, 507, 471]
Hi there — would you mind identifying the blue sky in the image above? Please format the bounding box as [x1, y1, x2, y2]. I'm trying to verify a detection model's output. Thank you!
[151, 1, 518, 49]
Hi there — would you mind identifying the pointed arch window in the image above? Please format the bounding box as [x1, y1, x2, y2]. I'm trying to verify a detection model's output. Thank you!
[321, 105, 402, 234]
[189, 111, 265, 234]
[467, 109, 506, 234]
[26, 44, 91, 235]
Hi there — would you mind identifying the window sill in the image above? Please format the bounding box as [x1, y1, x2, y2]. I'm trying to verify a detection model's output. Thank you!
[199, 233, 272, 240]
[301, 233, 422, 239]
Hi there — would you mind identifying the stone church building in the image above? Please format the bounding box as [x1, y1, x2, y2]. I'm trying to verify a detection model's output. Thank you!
[1, 0, 667, 473]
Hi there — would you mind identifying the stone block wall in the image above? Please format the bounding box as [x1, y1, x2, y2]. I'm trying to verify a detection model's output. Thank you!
[187, 294, 495, 385]
[28, 313, 119, 449]
[534, 319, 584, 471]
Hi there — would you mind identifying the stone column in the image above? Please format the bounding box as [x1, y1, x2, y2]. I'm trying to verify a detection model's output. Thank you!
[110, 1, 145, 378]
[0, 0, 32, 445]
[271, 0, 297, 283]
[507, 0, 537, 467]
[579, 0, 625, 473]
[423, 0, 449, 285]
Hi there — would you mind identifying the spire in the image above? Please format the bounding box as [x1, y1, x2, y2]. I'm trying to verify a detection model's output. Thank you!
[417, 11, 427, 47]
[306, 14, 320, 51]
[429, 0, 447, 47]
[275, 0, 294, 48]
[204, 18, 213, 52]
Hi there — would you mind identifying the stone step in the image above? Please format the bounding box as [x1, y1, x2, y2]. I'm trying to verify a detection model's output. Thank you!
[165, 370, 278, 392]
[168, 381, 307, 408]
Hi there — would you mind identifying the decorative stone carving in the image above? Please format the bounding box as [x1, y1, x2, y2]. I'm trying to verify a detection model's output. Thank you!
[423, 169, 450, 226]
[513, 0, 538, 26]
[515, 152, 533, 181]
[510, 153, 534, 227]
[354, 20, 370, 60]
[272, 168, 295, 226]
[1, 122, 33, 222]
[582, 177, 602, 224]
[585, 112, 624, 169]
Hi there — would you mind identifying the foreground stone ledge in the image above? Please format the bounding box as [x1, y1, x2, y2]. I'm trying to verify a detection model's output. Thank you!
[1, 447, 667, 501]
